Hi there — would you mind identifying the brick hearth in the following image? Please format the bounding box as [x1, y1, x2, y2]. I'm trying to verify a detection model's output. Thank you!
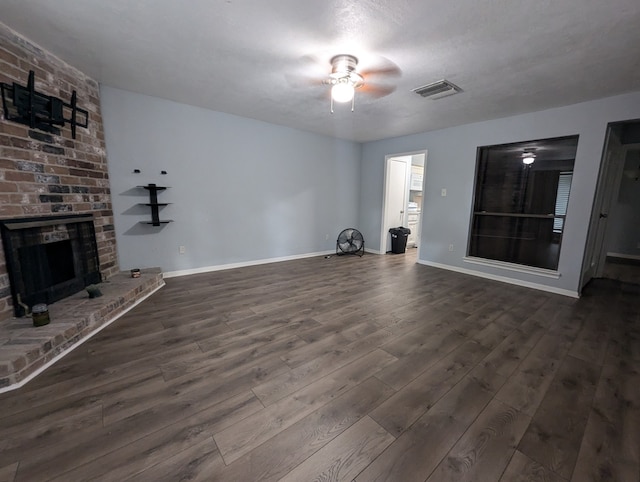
[0, 269, 164, 391]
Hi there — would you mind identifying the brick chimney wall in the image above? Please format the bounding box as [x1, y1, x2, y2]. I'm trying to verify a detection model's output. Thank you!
[0, 23, 118, 320]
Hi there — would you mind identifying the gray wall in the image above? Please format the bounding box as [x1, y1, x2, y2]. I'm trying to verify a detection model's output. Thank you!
[101, 86, 361, 273]
[359, 91, 640, 294]
[605, 149, 640, 256]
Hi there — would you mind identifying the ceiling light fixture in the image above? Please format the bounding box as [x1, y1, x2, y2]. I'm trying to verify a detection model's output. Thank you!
[522, 148, 537, 165]
[331, 82, 355, 103]
[325, 55, 363, 113]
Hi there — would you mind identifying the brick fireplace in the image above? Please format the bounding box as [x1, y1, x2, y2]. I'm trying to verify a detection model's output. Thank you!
[0, 22, 119, 320]
[0, 23, 166, 390]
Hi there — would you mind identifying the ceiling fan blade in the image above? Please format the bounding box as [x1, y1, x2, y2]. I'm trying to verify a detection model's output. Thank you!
[360, 84, 396, 98]
[285, 72, 325, 88]
[286, 54, 330, 88]
[360, 58, 402, 79]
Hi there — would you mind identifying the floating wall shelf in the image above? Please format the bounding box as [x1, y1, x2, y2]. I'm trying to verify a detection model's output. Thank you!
[137, 184, 172, 226]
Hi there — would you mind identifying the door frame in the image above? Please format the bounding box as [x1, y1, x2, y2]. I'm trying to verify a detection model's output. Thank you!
[380, 149, 428, 254]
[580, 121, 635, 289]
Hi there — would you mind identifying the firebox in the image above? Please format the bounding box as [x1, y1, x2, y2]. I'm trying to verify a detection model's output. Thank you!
[0, 214, 102, 317]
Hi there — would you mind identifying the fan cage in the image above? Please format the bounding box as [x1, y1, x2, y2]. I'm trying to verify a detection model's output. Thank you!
[336, 228, 365, 257]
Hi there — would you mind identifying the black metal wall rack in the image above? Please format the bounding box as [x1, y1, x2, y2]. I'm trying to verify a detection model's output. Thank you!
[138, 184, 172, 226]
[0, 70, 89, 139]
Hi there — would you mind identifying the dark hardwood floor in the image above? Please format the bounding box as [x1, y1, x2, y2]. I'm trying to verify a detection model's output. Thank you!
[0, 250, 638, 481]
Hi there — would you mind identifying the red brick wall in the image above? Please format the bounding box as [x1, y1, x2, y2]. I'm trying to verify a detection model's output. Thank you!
[0, 23, 118, 320]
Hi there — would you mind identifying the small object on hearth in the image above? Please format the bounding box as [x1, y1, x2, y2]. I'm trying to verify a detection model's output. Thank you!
[131, 268, 141, 278]
[32, 303, 50, 327]
[86, 285, 103, 298]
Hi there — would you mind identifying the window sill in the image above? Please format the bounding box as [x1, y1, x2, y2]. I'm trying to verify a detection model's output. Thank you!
[463, 256, 560, 279]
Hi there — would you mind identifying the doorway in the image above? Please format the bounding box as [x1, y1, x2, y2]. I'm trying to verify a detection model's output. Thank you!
[380, 150, 427, 254]
[581, 119, 640, 289]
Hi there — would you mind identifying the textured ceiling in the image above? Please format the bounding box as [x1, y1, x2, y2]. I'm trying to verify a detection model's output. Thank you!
[1, 0, 639, 142]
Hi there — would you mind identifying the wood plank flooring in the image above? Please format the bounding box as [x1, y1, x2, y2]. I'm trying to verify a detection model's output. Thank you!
[0, 250, 638, 481]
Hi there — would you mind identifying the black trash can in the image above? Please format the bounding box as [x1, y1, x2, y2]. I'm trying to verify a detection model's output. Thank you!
[389, 227, 411, 254]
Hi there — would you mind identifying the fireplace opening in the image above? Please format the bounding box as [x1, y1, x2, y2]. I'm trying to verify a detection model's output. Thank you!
[45, 240, 76, 284]
[18, 239, 76, 293]
[1, 214, 102, 317]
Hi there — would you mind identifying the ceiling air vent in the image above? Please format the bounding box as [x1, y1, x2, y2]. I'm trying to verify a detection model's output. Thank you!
[412, 79, 462, 99]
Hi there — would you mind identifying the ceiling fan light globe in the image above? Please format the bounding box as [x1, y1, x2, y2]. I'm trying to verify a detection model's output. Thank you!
[332, 83, 355, 103]
[522, 156, 535, 165]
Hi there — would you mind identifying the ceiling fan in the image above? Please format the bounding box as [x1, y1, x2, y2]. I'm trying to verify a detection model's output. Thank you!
[292, 53, 400, 113]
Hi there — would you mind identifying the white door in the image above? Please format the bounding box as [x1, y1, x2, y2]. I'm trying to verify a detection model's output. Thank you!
[382, 157, 410, 252]
[580, 126, 626, 288]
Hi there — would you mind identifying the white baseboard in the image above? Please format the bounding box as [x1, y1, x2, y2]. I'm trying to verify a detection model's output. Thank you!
[163, 250, 335, 279]
[463, 256, 560, 279]
[607, 252, 640, 261]
[417, 260, 579, 298]
[364, 249, 382, 255]
[0, 281, 166, 394]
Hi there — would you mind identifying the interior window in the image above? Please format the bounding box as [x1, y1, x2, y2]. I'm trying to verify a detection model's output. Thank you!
[468, 136, 579, 270]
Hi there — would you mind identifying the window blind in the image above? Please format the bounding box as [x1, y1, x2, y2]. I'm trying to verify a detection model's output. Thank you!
[554, 172, 572, 233]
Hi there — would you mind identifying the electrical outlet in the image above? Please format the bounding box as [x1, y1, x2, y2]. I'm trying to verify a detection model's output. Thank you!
[448, 244, 454, 252]
[179, 245, 186, 254]
[325, 234, 329, 240]
[441, 188, 447, 197]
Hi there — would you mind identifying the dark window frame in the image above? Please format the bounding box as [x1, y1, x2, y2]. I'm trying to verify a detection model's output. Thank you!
[467, 135, 579, 271]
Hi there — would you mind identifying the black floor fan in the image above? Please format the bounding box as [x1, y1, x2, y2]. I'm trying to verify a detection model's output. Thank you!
[336, 228, 365, 257]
